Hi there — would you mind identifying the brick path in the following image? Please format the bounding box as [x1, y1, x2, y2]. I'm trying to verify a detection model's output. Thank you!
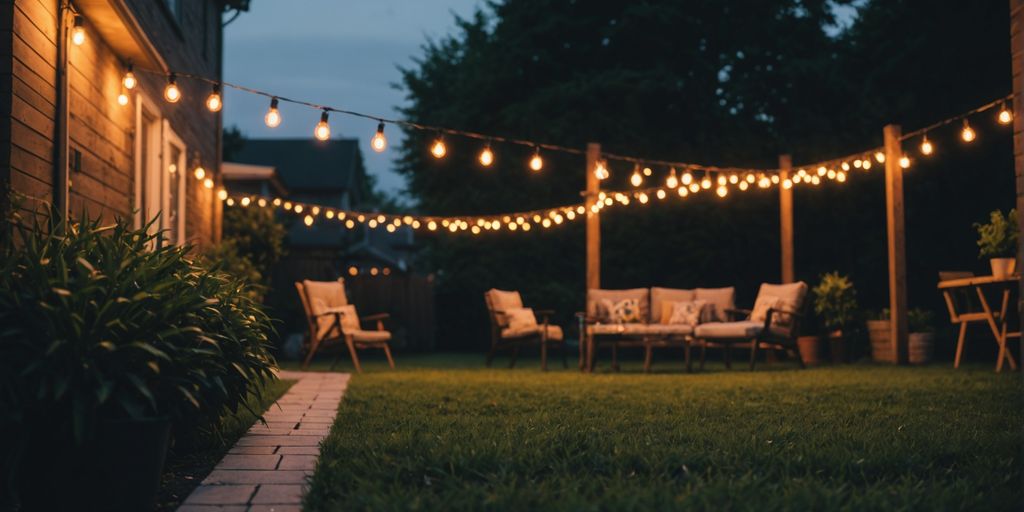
[177, 371, 349, 512]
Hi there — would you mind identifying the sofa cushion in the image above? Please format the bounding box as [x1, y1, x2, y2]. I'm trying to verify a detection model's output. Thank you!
[696, 287, 735, 322]
[667, 300, 706, 326]
[651, 287, 696, 323]
[588, 288, 650, 322]
[640, 324, 694, 336]
[694, 321, 789, 339]
[588, 323, 693, 336]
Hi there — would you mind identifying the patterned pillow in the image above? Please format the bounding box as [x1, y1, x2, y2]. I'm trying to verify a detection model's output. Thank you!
[505, 307, 538, 331]
[598, 298, 641, 323]
[667, 300, 706, 326]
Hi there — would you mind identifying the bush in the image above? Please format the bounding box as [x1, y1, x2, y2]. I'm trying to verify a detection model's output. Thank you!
[974, 209, 1018, 259]
[811, 272, 859, 334]
[202, 239, 265, 303]
[0, 207, 277, 446]
[222, 204, 286, 284]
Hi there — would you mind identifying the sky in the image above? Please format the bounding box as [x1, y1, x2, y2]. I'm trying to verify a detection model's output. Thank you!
[223, 1, 486, 196]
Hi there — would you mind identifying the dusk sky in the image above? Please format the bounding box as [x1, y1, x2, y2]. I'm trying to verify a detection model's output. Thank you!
[223, 1, 486, 196]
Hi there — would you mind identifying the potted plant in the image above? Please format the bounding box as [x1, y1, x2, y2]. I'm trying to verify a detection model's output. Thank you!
[974, 208, 1018, 277]
[868, 308, 935, 364]
[867, 309, 894, 363]
[0, 207, 277, 511]
[812, 272, 858, 364]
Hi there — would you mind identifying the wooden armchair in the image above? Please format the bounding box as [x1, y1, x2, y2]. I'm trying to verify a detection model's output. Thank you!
[484, 289, 567, 370]
[938, 271, 989, 368]
[694, 282, 808, 371]
[295, 279, 395, 373]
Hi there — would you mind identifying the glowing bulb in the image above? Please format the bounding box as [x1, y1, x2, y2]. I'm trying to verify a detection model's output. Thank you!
[841, 162, 850, 171]
[745, 173, 755, 183]
[163, 74, 180, 103]
[920, 136, 933, 156]
[728, 174, 738, 184]
[428, 220, 438, 231]
[677, 186, 688, 197]
[827, 169, 837, 179]
[782, 179, 793, 190]
[771, 175, 780, 184]
[960, 120, 975, 142]
[998, 103, 1012, 125]
[304, 215, 314, 227]
[479, 144, 494, 166]
[666, 168, 679, 188]
[853, 159, 862, 169]
[240, 196, 251, 207]
[371, 122, 387, 153]
[431, 137, 447, 158]
[717, 175, 726, 186]
[258, 198, 267, 207]
[700, 177, 712, 189]
[206, 84, 222, 112]
[817, 166, 827, 176]
[122, 66, 137, 90]
[225, 198, 234, 206]
[529, 147, 543, 171]
[594, 160, 609, 180]
[314, 111, 331, 141]
[117, 90, 129, 106]
[862, 159, 872, 170]
[264, 98, 281, 128]
[681, 172, 693, 185]
[294, 204, 304, 214]
[716, 185, 727, 197]
[71, 16, 85, 46]
[217, 189, 228, 201]
[630, 166, 643, 187]
[836, 171, 847, 183]
[656, 189, 666, 199]
[194, 166, 206, 180]
[899, 155, 910, 168]
[688, 183, 700, 193]
[203, 178, 214, 189]
[738, 181, 749, 191]
[874, 151, 885, 163]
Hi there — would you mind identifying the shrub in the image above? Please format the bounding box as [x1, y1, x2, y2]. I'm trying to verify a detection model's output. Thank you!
[222, 204, 286, 284]
[202, 239, 265, 303]
[974, 209, 1018, 258]
[811, 272, 859, 333]
[0, 207, 277, 445]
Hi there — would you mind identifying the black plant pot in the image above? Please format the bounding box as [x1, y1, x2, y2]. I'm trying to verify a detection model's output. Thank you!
[17, 416, 171, 512]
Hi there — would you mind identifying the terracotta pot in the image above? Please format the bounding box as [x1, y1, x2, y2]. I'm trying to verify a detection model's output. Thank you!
[990, 258, 1016, 278]
[828, 331, 846, 364]
[797, 336, 823, 365]
[867, 319, 894, 363]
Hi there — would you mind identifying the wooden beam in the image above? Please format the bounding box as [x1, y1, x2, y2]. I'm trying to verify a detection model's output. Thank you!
[779, 154, 794, 283]
[1010, 0, 1023, 367]
[884, 124, 909, 364]
[585, 143, 601, 291]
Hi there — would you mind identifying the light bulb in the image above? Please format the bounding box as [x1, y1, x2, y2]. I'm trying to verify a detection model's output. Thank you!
[117, 90, 129, 106]
[920, 136, 933, 156]
[998, 103, 1012, 125]
[960, 120, 975, 142]
[656, 189, 667, 199]
[638, 192, 649, 204]
[203, 178, 214, 189]
[899, 155, 910, 168]
[841, 162, 850, 171]
[643, 167, 652, 177]
[782, 179, 793, 190]
[479, 144, 494, 166]
[853, 159, 863, 168]
[194, 166, 206, 180]
[630, 166, 643, 187]
[716, 185, 728, 197]
[836, 171, 847, 183]
[594, 160, 609, 180]
[123, 66, 137, 90]
[681, 172, 693, 185]
[217, 189, 228, 201]
[371, 122, 387, 153]
[314, 111, 331, 141]
[71, 16, 85, 46]
[817, 166, 827, 176]
[163, 74, 180, 103]
[738, 180, 749, 191]
[304, 215, 314, 227]
[874, 151, 885, 163]
[666, 168, 679, 188]
[206, 84, 222, 112]
[264, 98, 281, 128]
[529, 147, 543, 171]
[688, 183, 700, 193]
[863, 158, 872, 170]
[240, 196, 251, 207]
[431, 137, 447, 158]
[700, 176, 712, 189]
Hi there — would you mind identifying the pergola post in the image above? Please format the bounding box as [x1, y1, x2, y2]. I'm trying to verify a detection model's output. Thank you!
[585, 143, 601, 291]
[779, 154, 794, 283]
[884, 124, 909, 364]
[1011, 0, 1023, 348]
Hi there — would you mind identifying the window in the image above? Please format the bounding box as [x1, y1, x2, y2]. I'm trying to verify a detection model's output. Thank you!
[162, 122, 186, 245]
[161, 0, 184, 30]
[134, 94, 187, 245]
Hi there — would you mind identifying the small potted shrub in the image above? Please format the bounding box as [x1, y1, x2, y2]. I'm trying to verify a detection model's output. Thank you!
[974, 209, 1018, 277]
[812, 272, 858, 364]
[868, 308, 935, 364]
[0, 207, 276, 511]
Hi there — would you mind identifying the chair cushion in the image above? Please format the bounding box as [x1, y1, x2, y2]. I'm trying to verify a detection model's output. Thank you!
[501, 324, 563, 341]
[485, 289, 524, 326]
[505, 307, 537, 331]
[694, 321, 789, 339]
[350, 329, 392, 343]
[303, 279, 348, 309]
[588, 288, 650, 322]
[666, 300, 706, 326]
[753, 282, 808, 327]
[639, 324, 694, 336]
[696, 287, 735, 322]
[651, 287, 696, 323]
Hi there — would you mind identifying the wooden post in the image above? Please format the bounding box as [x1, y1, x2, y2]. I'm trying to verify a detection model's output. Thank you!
[884, 124, 909, 364]
[585, 143, 601, 291]
[779, 154, 794, 283]
[1010, 0, 1023, 362]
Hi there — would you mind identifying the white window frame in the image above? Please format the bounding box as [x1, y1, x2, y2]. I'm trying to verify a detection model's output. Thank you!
[134, 93, 162, 235]
[162, 120, 187, 245]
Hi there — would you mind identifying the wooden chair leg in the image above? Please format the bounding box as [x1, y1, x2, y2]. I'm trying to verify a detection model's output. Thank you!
[509, 345, 520, 368]
[643, 344, 653, 373]
[699, 343, 706, 370]
[345, 337, 362, 373]
[724, 343, 732, 369]
[302, 337, 322, 370]
[790, 346, 805, 369]
[749, 340, 759, 371]
[541, 339, 549, 371]
[954, 322, 967, 369]
[383, 344, 396, 369]
[561, 342, 569, 369]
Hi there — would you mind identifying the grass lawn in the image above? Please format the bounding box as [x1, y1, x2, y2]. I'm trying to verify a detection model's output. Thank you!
[298, 353, 1023, 511]
[157, 377, 295, 511]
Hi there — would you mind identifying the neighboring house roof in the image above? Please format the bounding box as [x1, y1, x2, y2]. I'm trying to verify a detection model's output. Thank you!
[222, 161, 288, 196]
[230, 138, 361, 193]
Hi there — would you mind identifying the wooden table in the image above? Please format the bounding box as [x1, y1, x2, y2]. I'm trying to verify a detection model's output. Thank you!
[937, 274, 1020, 372]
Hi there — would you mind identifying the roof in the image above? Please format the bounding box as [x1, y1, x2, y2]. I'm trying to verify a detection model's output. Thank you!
[230, 138, 361, 192]
[222, 161, 276, 180]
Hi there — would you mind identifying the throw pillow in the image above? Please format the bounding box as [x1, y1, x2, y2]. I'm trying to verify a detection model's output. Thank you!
[667, 300, 706, 326]
[598, 298, 641, 323]
[750, 295, 781, 323]
[505, 307, 538, 331]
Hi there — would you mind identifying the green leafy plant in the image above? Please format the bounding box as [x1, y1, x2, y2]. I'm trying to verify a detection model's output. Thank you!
[875, 308, 935, 334]
[202, 239, 265, 303]
[974, 209, 1018, 258]
[222, 203, 286, 284]
[0, 206, 277, 445]
[812, 272, 859, 333]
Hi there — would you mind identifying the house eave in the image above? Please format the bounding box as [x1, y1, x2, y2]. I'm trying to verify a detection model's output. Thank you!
[76, 0, 168, 71]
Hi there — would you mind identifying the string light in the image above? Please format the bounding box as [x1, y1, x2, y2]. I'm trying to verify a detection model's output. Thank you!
[594, 160, 609, 180]
[681, 172, 693, 186]
[217, 189, 228, 201]
[630, 165, 643, 187]
[304, 215, 314, 226]
[371, 122, 387, 153]
[164, 74, 181, 103]
[899, 155, 910, 168]
[314, 111, 331, 141]
[874, 151, 885, 163]
[117, 87, 129, 106]
[431, 136, 447, 159]
[643, 167, 653, 177]
[997, 102, 1013, 125]
[264, 98, 281, 128]
[240, 197, 251, 207]
[206, 84, 223, 112]
[960, 120, 976, 142]
[122, 64, 137, 90]
[700, 175, 712, 190]
[194, 165, 206, 180]
[71, 16, 85, 45]
[529, 146, 543, 172]
[666, 168, 679, 188]
[203, 178, 214, 189]
[920, 135, 933, 156]
[479, 143, 495, 167]
[716, 185, 728, 198]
